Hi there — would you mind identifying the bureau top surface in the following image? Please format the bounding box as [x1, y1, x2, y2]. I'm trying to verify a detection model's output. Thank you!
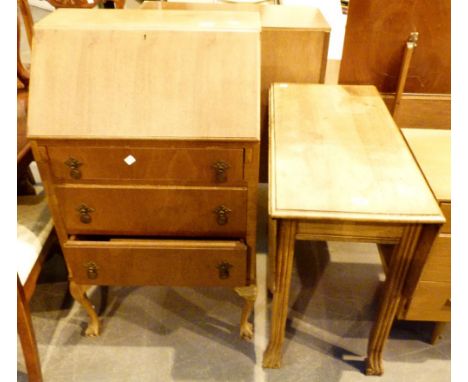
[28, 9, 260, 141]
[402, 128, 451, 202]
[33, 8, 261, 32]
[269, 84, 444, 223]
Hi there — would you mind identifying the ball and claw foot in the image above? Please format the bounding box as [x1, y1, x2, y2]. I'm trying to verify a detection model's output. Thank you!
[240, 322, 253, 341]
[85, 320, 100, 337]
[235, 285, 257, 342]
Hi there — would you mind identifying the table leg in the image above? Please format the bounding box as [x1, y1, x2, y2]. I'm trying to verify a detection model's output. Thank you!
[69, 281, 100, 337]
[263, 220, 296, 368]
[366, 224, 422, 375]
[267, 218, 278, 294]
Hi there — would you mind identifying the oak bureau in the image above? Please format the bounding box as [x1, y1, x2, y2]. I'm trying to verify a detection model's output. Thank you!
[264, 84, 445, 375]
[27, 9, 261, 339]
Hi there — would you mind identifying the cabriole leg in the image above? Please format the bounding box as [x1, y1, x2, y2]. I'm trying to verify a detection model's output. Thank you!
[69, 281, 100, 337]
[235, 284, 257, 340]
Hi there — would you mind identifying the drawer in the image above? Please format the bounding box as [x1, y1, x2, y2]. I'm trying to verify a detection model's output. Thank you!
[421, 234, 451, 282]
[47, 146, 244, 184]
[64, 238, 247, 287]
[55, 185, 247, 237]
[440, 202, 451, 233]
[404, 281, 451, 322]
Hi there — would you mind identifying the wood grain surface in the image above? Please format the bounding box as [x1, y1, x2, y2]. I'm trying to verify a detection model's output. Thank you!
[65, 238, 247, 287]
[28, 9, 260, 140]
[339, 0, 450, 94]
[402, 128, 451, 201]
[47, 145, 245, 184]
[269, 84, 443, 223]
[54, 185, 248, 236]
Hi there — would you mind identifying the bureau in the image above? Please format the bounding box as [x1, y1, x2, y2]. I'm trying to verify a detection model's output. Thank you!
[28, 9, 261, 339]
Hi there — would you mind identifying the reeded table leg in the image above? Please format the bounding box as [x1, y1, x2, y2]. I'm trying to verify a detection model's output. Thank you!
[69, 281, 100, 337]
[235, 284, 257, 340]
[263, 220, 296, 368]
[366, 225, 422, 375]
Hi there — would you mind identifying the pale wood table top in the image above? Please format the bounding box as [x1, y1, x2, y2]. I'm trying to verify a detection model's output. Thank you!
[269, 84, 444, 224]
[402, 128, 451, 202]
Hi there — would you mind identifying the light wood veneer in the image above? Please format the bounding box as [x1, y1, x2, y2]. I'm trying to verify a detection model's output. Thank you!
[29, 9, 261, 342]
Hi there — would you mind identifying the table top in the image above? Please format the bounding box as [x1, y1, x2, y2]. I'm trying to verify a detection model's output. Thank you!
[269, 84, 444, 224]
[402, 128, 451, 202]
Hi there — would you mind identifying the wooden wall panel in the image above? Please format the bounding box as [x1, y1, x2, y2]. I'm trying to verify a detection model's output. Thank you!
[339, 0, 450, 94]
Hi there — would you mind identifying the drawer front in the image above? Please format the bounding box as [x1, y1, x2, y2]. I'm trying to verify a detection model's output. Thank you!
[55, 185, 247, 237]
[440, 202, 451, 233]
[64, 239, 247, 287]
[421, 234, 451, 282]
[47, 146, 244, 184]
[404, 281, 451, 322]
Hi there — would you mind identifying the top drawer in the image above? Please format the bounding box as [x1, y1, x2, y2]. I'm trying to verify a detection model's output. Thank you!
[47, 146, 244, 184]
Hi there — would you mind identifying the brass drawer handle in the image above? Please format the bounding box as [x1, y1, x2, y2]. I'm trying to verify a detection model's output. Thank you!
[214, 205, 231, 225]
[84, 261, 99, 280]
[212, 160, 230, 183]
[65, 157, 83, 179]
[217, 262, 232, 279]
[77, 204, 95, 224]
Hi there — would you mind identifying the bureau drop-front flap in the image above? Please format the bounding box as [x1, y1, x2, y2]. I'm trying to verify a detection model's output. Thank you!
[28, 9, 261, 141]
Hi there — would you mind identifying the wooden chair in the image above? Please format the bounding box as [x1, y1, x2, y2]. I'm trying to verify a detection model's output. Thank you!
[17, 4, 54, 380]
[17, 189, 55, 382]
[17, 0, 35, 196]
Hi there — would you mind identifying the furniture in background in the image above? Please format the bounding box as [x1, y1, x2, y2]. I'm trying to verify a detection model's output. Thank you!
[46, 0, 125, 8]
[263, 84, 444, 375]
[28, 9, 261, 341]
[382, 128, 450, 343]
[339, 0, 450, 129]
[17, 190, 56, 382]
[140, 1, 330, 182]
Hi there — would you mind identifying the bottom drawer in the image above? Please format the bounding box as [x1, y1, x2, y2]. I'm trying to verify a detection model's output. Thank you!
[403, 281, 451, 322]
[64, 238, 247, 287]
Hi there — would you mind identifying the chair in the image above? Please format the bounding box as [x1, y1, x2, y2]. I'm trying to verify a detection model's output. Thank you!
[17, 188, 55, 382]
[17, 0, 35, 196]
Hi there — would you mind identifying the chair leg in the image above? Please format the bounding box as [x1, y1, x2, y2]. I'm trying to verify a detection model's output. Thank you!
[17, 277, 43, 382]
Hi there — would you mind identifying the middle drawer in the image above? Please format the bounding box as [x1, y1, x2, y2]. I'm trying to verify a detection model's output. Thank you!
[55, 185, 247, 237]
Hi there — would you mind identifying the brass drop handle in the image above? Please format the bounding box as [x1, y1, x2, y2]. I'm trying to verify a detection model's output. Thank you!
[214, 205, 231, 225]
[77, 204, 95, 224]
[84, 261, 99, 280]
[212, 160, 230, 183]
[217, 262, 232, 279]
[65, 157, 83, 179]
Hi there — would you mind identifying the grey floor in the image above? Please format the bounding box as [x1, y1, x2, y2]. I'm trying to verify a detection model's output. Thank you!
[18, 185, 451, 381]
[19, 2, 450, 381]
